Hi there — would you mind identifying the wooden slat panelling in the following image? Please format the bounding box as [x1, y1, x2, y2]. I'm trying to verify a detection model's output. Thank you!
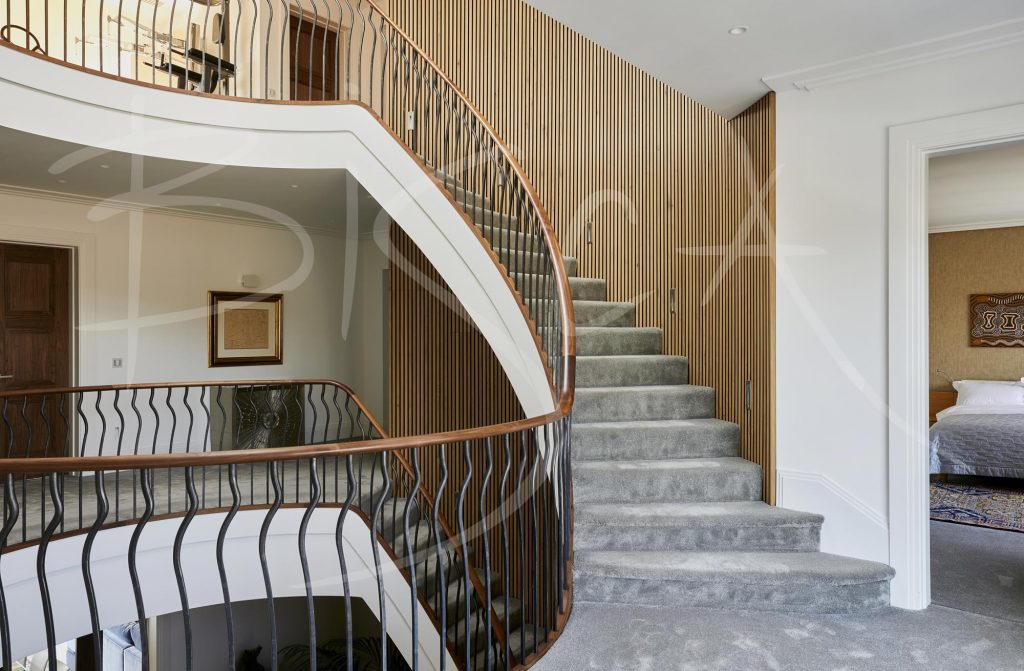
[385, 1, 776, 502]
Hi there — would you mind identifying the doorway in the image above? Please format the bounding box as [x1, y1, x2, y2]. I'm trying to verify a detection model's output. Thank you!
[0, 242, 72, 459]
[888, 102, 1024, 609]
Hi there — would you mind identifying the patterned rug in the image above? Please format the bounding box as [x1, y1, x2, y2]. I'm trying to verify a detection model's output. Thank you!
[930, 481, 1024, 532]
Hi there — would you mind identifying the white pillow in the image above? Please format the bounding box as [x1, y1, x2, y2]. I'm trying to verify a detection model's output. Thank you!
[954, 380, 1024, 407]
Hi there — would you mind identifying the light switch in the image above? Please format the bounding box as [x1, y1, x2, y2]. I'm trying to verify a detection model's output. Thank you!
[112, 358, 123, 369]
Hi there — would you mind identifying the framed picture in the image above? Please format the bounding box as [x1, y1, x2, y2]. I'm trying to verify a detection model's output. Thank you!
[970, 293, 1024, 347]
[209, 291, 283, 366]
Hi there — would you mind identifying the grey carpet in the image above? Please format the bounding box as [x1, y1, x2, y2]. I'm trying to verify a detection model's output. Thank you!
[567, 273, 894, 613]
[531, 601, 1024, 671]
[931, 520, 1024, 623]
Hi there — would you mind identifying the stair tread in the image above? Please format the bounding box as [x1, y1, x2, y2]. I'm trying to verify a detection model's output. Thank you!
[575, 501, 824, 528]
[573, 418, 734, 430]
[577, 354, 688, 363]
[574, 456, 761, 474]
[575, 550, 896, 585]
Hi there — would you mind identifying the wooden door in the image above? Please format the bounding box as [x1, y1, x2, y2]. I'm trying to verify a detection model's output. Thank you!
[289, 15, 340, 101]
[0, 243, 71, 459]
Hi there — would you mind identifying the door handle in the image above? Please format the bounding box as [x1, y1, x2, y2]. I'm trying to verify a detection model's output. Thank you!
[0, 374, 13, 380]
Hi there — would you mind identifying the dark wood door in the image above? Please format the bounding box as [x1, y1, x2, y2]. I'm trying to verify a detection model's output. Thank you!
[289, 15, 340, 101]
[0, 243, 71, 459]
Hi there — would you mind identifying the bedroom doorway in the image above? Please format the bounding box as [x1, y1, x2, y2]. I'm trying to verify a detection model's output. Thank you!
[888, 102, 1024, 610]
[926, 145, 1024, 622]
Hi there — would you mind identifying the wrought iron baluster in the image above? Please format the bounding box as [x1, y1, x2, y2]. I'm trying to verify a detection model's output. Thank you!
[218, 462, 242, 669]
[129, 469, 156, 671]
[298, 458, 321, 671]
[173, 466, 200, 671]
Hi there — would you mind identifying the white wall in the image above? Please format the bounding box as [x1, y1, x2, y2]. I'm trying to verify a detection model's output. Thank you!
[0, 189, 351, 388]
[774, 41, 1024, 579]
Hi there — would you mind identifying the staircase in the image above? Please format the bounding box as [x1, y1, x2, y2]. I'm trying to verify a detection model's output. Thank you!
[567, 287, 897, 613]
[449, 176, 895, 617]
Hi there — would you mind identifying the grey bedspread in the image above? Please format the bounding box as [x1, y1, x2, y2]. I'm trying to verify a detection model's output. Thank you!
[930, 414, 1024, 478]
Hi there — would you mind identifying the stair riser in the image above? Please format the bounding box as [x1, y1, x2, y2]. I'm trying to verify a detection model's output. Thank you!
[518, 276, 606, 301]
[571, 305, 635, 328]
[573, 575, 892, 614]
[575, 329, 663, 356]
[574, 468, 762, 504]
[573, 388, 714, 422]
[577, 358, 688, 388]
[572, 424, 739, 461]
[497, 252, 578, 278]
[574, 524, 821, 553]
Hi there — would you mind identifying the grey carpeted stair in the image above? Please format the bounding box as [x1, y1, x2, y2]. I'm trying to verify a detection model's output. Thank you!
[576, 355, 689, 387]
[515, 273, 606, 301]
[575, 326, 663, 355]
[560, 251, 896, 614]
[574, 458, 764, 504]
[573, 419, 739, 461]
[574, 502, 823, 552]
[439, 170, 894, 619]
[573, 550, 895, 614]
[573, 385, 715, 422]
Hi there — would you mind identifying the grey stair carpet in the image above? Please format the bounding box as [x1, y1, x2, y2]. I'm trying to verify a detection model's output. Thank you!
[444, 172, 894, 617]
[566, 267, 896, 614]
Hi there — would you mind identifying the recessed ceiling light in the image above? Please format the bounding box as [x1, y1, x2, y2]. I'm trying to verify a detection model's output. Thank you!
[57, 179, 67, 184]
[290, 184, 299, 189]
[728, 26, 749, 36]
[100, 164, 110, 169]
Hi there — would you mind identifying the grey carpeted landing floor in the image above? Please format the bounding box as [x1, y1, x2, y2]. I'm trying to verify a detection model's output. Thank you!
[533, 521, 1024, 670]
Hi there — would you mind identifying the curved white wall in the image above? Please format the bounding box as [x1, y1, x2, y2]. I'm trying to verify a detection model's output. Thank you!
[0, 46, 554, 420]
[1, 510, 454, 668]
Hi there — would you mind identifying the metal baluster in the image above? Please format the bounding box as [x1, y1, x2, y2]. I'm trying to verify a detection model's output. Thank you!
[403, 448, 422, 671]
[37, 467, 63, 666]
[456, 441, 473, 666]
[529, 431, 541, 646]
[499, 434, 514, 670]
[173, 466, 200, 671]
[83, 468, 109, 666]
[0, 473, 20, 670]
[298, 458, 321, 671]
[259, 461, 284, 671]
[129, 469, 155, 671]
[479, 437, 495, 671]
[218, 463, 242, 669]
[432, 444, 448, 670]
[514, 432, 527, 661]
[370, 449, 391, 669]
[336, 455, 357, 671]
[113, 389, 125, 520]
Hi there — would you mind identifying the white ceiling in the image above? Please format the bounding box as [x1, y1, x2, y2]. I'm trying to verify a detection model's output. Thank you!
[522, 0, 1024, 117]
[930, 141, 1024, 232]
[0, 126, 383, 235]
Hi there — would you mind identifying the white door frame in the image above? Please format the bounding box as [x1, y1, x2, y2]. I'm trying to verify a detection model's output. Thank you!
[888, 102, 1024, 610]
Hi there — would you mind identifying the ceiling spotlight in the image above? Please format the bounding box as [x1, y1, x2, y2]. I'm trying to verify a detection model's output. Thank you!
[290, 184, 299, 189]
[100, 164, 110, 169]
[57, 179, 67, 184]
[728, 26, 749, 36]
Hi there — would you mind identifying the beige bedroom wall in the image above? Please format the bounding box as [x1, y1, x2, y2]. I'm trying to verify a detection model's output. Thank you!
[929, 226, 1024, 390]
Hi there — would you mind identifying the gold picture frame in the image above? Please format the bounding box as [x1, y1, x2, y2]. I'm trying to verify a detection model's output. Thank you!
[209, 291, 283, 367]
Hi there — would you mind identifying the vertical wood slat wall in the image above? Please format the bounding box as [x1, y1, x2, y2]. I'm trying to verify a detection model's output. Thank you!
[385, 0, 777, 502]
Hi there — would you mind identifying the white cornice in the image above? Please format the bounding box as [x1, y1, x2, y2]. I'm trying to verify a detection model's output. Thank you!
[929, 217, 1024, 235]
[763, 18, 1024, 93]
[0, 183, 348, 238]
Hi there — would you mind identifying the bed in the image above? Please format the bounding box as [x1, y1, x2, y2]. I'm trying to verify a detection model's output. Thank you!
[929, 380, 1024, 479]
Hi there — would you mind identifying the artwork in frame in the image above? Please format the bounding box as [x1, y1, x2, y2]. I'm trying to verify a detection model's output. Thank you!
[970, 293, 1024, 348]
[209, 291, 283, 366]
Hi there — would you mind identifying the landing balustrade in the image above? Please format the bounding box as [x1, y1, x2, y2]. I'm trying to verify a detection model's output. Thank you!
[0, 381, 572, 670]
[0, 2, 576, 668]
